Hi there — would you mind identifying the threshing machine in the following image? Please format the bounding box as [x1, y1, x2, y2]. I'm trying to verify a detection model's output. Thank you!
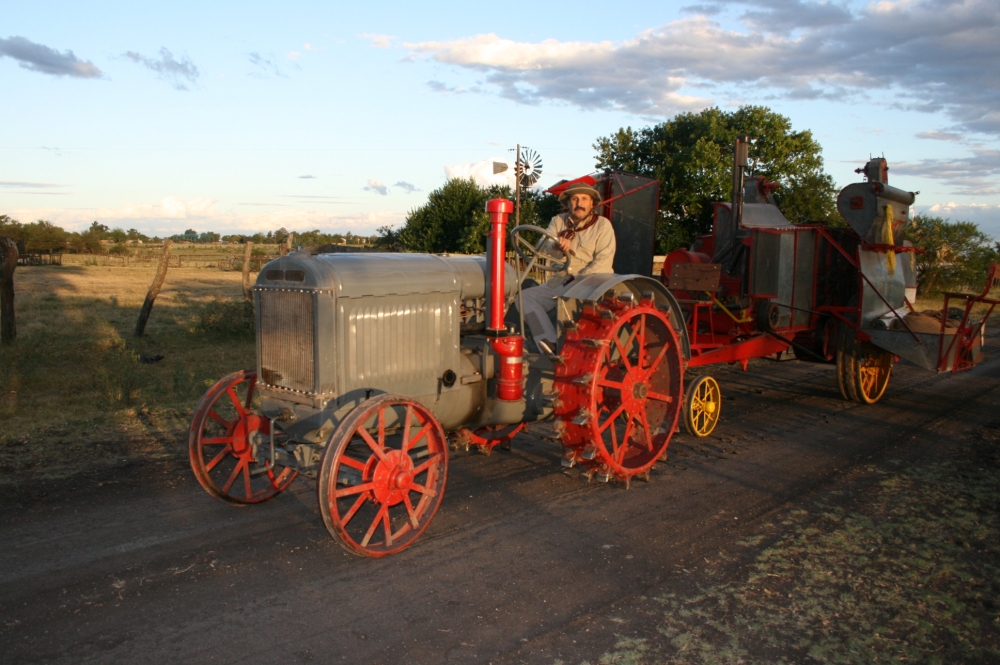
[189, 137, 998, 557]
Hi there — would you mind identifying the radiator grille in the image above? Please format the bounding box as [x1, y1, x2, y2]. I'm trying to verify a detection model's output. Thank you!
[343, 298, 455, 391]
[257, 289, 315, 394]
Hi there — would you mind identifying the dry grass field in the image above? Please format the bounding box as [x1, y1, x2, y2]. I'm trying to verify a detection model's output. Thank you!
[0, 262, 256, 485]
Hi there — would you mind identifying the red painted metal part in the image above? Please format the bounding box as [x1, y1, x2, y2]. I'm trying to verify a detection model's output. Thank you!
[455, 423, 526, 452]
[554, 294, 684, 481]
[317, 394, 448, 557]
[940, 262, 1000, 373]
[189, 369, 298, 505]
[686, 334, 789, 368]
[492, 334, 524, 401]
[486, 198, 514, 333]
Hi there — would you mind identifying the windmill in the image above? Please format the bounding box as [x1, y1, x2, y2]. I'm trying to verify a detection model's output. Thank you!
[508, 144, 543, 227]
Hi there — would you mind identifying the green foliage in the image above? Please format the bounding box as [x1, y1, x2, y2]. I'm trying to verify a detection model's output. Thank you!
[197, 296, 256, 337]
[94, 343, 143, 406]
[395, 178, 559, 254]
[908, 215, 1000, 295]
[594, 105, 839, 252]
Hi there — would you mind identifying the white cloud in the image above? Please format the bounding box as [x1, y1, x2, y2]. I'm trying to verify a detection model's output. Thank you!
[916, 202, 1000, 239]
[893, 150, 1000, 196]
[287, 51, 301, 61]
[403, 0, 1000, 134]
[0, 36, 102, 78]
[916, 131, 963, 142]
[248, 52, 286, 78]
[361, 33, 395, 49]
[444, 158, 516, 189]
[304, 43, 319, 51]
[394, 181, 420, 193]
[124, 48, 199, 90]
[6, 198, 404, 236]
[363, 179, 389, 195]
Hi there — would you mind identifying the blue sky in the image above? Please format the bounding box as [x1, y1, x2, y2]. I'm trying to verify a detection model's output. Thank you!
[2, 0, 999, 239]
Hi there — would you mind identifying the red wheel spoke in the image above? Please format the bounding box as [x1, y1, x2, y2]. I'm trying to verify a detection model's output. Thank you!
[598, 403, 627, 434]
[644, 343, 669, 379]
[242, 462, 253, 500]
[358, 427, 390, 463]
[361, 504, 389, 548]
[638, 410, 654, 452]
[400, 404, 413, 452]
[618, 414, 636, 463]
[201, 436, 233, 446]
[608, 415, 620, 459]
[411, 453, 442, 476]
[222, 458, 245, 494]
[597, 377, 625, 390]
[225, 387, 246, 418]
[638, 315, 647, 369]
[403, 494, 420, 528]
[646, 390, 673, 403]
[204, 446, 231, 472]
[614, 336, 633, 371]
[382, 508, 393, 547]
[340, 493, 367, 526]
[334, 481, 375, 498]
[377, 406, 386, 450]
[207, 410, 231, 428]
[339, 455, 367, 472]
[406, 422, 432, 453]
[410, 482, 437, 498]
[243, 375, 257, 411]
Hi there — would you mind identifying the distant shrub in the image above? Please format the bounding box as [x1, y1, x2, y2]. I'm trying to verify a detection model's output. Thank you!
[197, 297, 255, 337]
[95, 343, 143, 406]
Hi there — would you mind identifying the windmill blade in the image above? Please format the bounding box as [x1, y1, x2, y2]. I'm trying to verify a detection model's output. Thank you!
[518, 147, 544, 186]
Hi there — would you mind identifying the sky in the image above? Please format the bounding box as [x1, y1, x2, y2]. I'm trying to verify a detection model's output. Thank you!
[2, 0, 999, 240]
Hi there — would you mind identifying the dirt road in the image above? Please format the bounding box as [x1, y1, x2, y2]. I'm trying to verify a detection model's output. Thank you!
[2, 338, 998, 664]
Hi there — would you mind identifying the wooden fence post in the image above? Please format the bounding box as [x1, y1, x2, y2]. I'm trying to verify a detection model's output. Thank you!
[0, 237, 17, 345]
[134, 240, 172, 337]
[241, 242, 254, 301]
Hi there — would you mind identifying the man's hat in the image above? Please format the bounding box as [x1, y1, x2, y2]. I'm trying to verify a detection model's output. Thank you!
[558, 182, 602, 205]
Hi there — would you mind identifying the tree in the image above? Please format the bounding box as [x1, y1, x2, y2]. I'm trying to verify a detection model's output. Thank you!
[88, 221, 111, 240]
[395, 178, 557, 254]
[907, 215, 1000, 295]
[594, 105, 838, 252]
[23, 220, 68, 251]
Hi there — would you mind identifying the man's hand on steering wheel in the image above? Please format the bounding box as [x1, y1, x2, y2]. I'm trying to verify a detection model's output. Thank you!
[509, 225, 570, 273]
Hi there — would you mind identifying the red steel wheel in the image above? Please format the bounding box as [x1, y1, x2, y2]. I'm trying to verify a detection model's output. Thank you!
[318, 394, 449, 557]
[555, 295, 684, 482]
[456, 423, 525, 454]
[189, 369, 298, 505]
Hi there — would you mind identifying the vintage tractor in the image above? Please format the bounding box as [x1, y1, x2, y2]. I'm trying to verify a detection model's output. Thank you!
[189, 139, 998, 557]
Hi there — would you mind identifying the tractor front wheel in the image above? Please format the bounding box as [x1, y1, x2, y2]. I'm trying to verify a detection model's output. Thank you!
[318, 394, 449, 557]
[189, 369, 298, 505]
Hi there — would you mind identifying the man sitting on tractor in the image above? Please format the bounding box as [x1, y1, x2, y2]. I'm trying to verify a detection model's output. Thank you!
[521, 182, 616, 354]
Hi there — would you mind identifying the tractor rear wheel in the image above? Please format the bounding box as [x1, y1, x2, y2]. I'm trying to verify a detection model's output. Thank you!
[554, 292, 684, 484]
[189, 369, 298, 505]
[318, 394, 449, 557]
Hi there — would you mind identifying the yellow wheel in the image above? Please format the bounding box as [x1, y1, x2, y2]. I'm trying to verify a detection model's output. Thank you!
[683, 375, 721, 437]
[837, 335, 892, 404]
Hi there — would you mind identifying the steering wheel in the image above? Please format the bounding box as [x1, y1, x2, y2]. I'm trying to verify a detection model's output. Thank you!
[509, 225, 569, 273]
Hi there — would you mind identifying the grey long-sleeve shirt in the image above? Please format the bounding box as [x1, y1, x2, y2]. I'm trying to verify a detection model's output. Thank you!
[546, 213, 616, 276]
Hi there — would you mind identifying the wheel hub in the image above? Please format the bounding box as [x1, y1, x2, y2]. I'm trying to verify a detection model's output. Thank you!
[371, 449, 415, 505]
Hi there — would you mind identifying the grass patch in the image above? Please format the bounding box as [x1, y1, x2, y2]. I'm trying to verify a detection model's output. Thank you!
[595, 425, 1000, 664]
[0, 264, 256, 485]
